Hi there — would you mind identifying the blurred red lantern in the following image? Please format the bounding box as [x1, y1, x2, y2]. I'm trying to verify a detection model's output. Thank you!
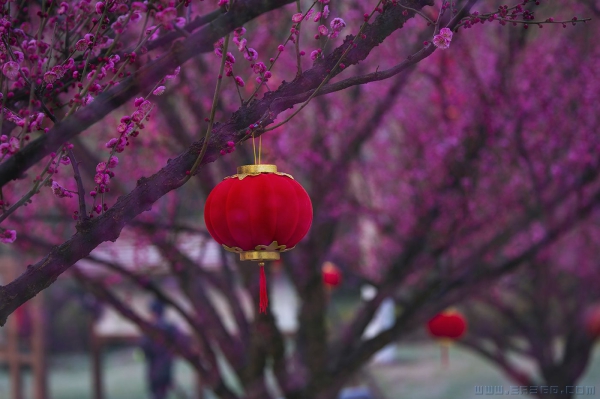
[584, 305, 600, 339]
[427, 309, 467, 367]
[427, 311, 468, 339]
[204, 164, 312, 313]
[322, 262, 342, 288]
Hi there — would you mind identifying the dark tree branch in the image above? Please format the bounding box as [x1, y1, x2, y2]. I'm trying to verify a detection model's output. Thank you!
[0, 0, 439, 325]
[0, 0, 297, 188]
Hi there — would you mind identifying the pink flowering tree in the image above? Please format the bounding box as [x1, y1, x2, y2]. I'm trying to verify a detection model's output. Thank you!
[0, 0, 596, 398]
[461, 252, 600, 399]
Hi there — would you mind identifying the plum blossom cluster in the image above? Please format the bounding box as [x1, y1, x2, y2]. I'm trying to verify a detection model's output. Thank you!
[51, 181, 74, 198]
[44, 144, 74, 181]
[432, 28, 453, 49]
[230, 27, 258, 63]
[457, 3, 589, 30]
[91, 155, 118, 200]
[91, 66, 179, 208]
[146, 4, 186, 33]
[217, 28, 262, 86]
[0, 135, 19, 157]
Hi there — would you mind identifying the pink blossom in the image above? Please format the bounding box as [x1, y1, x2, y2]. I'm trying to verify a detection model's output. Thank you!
[153, 86, 166, 96]
[165, 66, 180, 80]
[108, 156, 119, 168]
[432, 35, 450, 49]
[305, 10, 314, 20]
[234, 76, 245, 87]
[244, 48, 258, 61]
[155, 7, 177, 24]
[313, 12, 322, 22]
[439, 27, 453, 40]
[96, 162, 107, 172]
[226, 52, 236, 63]
[116, 4, 129, 14]
[0, 229, 16, 244]
[82, 94, 94, 105]
[278, 44, 285, 52]
[131, 2, 147, 11]
[330, 18, 346, 32]
[95, 2, 105, 14]
[51, 181, 73, 198]
[138, 100, 152, 113]
[13, 51, 24, 64]
[175, 17, 186, 28]
[146, 26, 160, 40]
[234, 37, 247, 52]
[310, 50, 320, 60]
[8, 137, 19, 153]
[322, 6, 330, 19]
[318, 25, 329, 36]
[292, 13, 303, 23]
[2, 61, 19, 80]
[117, 123, 129, 133]
[224, 62, 233, 76]
[52, 65, 65, 79]
[218, 0, 228, 6]
[57, 2, 69, 14]
[44, 71, 57, 83]
[131, 11, 142, 23]
[75, 39, 89, 51]
[0, 138, 18, 155]
[253, 62, 266, 74]
[234, 27, 246, 37]
[94, 172, 109, 184]
[134, 97, 144, 107]
[105, 138, 118, 148]
[131, 110, 144, 123]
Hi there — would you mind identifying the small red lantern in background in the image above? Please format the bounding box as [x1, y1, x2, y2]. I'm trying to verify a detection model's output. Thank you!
[427, 309, 467, 367]
[584, 305, 600, 339]
[204, 164, 313, 314]
[322, 262, 342, 289]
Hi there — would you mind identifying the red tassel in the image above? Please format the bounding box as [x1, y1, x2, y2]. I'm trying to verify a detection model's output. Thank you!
[259, 263, 268, 314]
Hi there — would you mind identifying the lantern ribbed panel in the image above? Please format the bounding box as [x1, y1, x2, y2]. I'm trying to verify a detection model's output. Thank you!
[427, 313, 467, 339]
[204, 173, 312, 251]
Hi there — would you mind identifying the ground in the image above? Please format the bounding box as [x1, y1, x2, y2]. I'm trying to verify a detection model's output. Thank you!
[1, 342, 599, 399]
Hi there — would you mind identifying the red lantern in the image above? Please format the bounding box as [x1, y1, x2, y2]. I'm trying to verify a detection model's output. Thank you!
[427, 311, 468, 339]
[204, 164, 312, 313]
[584, 305, 600, 339]
[427, 310, 467, 367]
[322, 262, 342, 288]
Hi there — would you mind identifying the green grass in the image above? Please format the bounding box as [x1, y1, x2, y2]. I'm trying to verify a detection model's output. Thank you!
[1, 343, 599, 399]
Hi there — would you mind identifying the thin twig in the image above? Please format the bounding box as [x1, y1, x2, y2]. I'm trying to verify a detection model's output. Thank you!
[67, 148, 88, 222]
[264, 0, 384, 132]
[183, 33, 231, 182]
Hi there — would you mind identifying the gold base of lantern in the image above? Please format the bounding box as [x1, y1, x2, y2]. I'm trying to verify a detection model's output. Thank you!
[222, 241, 294, 262]
[240, 251, 281, 261]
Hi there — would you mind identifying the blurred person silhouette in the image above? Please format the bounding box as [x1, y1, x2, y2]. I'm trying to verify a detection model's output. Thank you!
[141, 298, 179, 399]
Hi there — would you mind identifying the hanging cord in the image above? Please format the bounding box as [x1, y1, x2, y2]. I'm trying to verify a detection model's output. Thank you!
[258, 135, 262, 165]
[252, 132, 257, 165]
